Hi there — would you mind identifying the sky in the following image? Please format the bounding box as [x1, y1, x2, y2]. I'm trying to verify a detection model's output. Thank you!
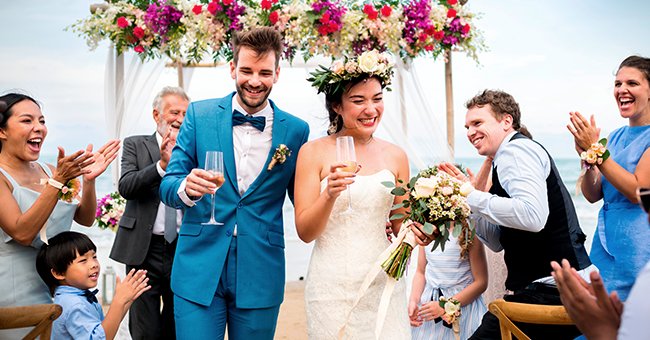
[1, 0, 650, 159]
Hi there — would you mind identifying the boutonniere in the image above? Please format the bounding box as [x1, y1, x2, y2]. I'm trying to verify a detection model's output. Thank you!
[40, 177, 82, 203]
[268, 144, 291, 171]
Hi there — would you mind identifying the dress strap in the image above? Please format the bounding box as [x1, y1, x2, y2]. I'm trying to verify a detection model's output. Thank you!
[0, 165, 19, 189]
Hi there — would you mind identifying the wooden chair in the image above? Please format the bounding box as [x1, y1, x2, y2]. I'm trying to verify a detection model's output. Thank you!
[488, 299, 574, 340]
[0, 304, 62, 340]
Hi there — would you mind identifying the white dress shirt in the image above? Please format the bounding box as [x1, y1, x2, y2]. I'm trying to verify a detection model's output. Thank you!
[177, 96, 274, 236]
[468, 131, 596, 284]
[153, 132, 181, 235]
[618, 260, 650, 339]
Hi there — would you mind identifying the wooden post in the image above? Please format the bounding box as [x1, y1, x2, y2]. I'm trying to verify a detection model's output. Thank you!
[176, 61, 184, 89]
[445, 52, 455, 159]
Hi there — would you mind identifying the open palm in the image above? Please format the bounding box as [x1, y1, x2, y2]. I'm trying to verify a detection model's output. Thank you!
[83, 140, 120, 181]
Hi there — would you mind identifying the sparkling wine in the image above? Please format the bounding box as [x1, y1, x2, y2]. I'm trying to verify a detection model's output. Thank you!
[339, 161, 358, 173]
[208, 172, 225, 188]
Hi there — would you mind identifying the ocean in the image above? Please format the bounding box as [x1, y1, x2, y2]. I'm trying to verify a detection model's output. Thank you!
[50, 156, 598, 287]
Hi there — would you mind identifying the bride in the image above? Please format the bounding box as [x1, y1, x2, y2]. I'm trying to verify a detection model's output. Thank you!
[295, 51, 425, 339]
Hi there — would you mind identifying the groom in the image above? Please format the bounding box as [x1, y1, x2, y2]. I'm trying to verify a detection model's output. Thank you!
[159, 27, 309, 339]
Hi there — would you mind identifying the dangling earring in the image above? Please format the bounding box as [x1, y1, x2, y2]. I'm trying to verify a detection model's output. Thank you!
[327, 115, 339, 135]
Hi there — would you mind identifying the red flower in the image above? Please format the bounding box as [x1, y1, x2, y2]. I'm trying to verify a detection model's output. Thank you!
[380, 5, 392, 17]
[433, 30, 444, 41]
[419, 33, 428, 41]
[261, 0, 272, 10]
[447, 0, 458, 5]
[363, 4, 378, 20]
[133, 26, 145, 40]
[207, 1, 218, 14]
[116, 16, 129, 28]
[269, 10, 279, 24]
[425, 44, 434, 51]
[447, 8, 457, 18]
[320, 12, 330, 24]
[425, 26, 436, 35]
[222, 0, 233, 6]
[327, 21, 339, 33]
[462, 23, 471, 34]
[134, 45, 145, 54]
[192, 5, 203, 15]
[318, 25, 328, 36]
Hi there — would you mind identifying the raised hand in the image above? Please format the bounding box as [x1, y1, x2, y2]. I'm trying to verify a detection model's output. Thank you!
[53, 146, 94, 183]
[438, 162, 471, 182]
[159, 127, 176, 171]
[184, 168, 220, 198]
[567, 111, 601, 153]
[113, 268, 150, 309]
[83, 139, 121, 181]
[325, 162, 356, 200]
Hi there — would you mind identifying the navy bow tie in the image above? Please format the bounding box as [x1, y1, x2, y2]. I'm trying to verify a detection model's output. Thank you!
[232, 110, 266, 132]
[82, 289, 99, 304]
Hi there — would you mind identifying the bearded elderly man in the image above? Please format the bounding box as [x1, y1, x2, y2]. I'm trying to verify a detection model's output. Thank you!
[441, 89, 596, 340]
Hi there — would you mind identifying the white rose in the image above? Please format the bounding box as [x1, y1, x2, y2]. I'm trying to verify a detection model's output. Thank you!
[441, 186, 453, 196]
[357, 50, 380, 73]
[101, 215, 111, 224]
[414, 177, 438, 198]
[444, 300, 460, 314]
[459, 182, 474, 197]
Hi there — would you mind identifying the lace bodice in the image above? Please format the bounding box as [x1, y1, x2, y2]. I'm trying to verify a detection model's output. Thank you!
[305, 169, 410, 339]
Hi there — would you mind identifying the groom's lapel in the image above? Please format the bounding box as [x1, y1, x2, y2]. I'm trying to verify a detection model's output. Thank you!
[215, 95, 239, 193]
[241, 103, 289, 200]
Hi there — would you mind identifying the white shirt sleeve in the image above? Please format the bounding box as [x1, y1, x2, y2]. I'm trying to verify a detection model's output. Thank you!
[156, 160, 165, 177]
[177, 178, 200, 207]
[618, 261, 650, 339]
[472, 213, 503, 252]
[466, 139, 550, 232]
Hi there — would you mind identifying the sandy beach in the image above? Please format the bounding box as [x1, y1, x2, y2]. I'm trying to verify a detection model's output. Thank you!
[275, 281, 308, 340]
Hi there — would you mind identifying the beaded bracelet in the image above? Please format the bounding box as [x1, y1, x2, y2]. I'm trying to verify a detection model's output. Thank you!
[580, 138, 610, 170]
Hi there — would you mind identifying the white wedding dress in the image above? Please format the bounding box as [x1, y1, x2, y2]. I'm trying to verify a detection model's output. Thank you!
[305, 169, 411, 339]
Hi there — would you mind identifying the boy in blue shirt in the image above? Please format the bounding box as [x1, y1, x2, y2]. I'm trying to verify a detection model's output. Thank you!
[36, 231, 150, 339]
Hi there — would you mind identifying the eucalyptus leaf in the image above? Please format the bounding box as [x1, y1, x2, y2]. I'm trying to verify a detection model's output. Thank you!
[389, 213, 405, 221]
[391, 202, 405, 210]
[422, 222, 434, 235]
[452, 222, 462, 237]
[392, 187, 407, 196]
[381, 181, 395, 188]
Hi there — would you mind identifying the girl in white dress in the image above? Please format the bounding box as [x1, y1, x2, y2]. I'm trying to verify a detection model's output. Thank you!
[295, 51, 429, 339]
[409, 228, 488, 339]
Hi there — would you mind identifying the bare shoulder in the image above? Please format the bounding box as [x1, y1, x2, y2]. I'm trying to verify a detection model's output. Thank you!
[298, 135, 333, 157]
[374, 138, 408, 162]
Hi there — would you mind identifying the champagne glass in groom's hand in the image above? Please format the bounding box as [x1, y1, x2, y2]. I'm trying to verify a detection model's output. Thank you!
[203, 151, 225, 225]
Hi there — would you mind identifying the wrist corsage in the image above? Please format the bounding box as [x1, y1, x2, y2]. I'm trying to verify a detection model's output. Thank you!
[580, 138, 609, 170]
[439, 296, 461, 339]
[41, 178, 81, 203]
[267, 144, 291, 171]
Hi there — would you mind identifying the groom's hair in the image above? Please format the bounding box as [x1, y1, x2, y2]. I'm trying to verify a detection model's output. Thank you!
[231, 27, 283, 68]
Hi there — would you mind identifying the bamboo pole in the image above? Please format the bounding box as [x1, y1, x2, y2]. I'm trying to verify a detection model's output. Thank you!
[445, 53, 455, 159]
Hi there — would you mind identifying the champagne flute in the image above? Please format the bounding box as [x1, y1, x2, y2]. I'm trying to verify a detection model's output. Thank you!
[336, 136, 357, 213]
[203, 151, 225, 225]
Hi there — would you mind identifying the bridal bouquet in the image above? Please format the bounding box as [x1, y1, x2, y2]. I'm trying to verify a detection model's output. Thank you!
[95, 192, 126, 232]
[382, 166, 474, 279]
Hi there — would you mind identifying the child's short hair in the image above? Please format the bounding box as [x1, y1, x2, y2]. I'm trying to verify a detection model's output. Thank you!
[36, 231, 97, 296]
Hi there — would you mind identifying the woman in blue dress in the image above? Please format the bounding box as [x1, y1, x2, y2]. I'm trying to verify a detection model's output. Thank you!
[567, 56, 650, 300]
[409, 228, 488, 340]
[0, 93, 119, 337]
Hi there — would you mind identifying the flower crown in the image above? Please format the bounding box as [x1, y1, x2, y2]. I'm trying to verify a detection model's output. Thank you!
[308, 50, 394, 96]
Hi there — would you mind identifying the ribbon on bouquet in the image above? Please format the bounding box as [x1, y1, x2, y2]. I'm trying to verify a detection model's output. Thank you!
[338, 224, 416, 339]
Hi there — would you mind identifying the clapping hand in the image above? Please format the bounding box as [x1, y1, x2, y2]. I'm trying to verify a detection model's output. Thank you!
[551, 259, 623, 340]
[53, 147, 94, 183]
[112, 268, 150, 309]
[159, 127, 177, 171]
[82, 139, 121, 181]
[567, 111, 601, 154]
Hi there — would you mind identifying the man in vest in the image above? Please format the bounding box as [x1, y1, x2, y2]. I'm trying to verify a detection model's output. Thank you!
[443, 89, 595, 339]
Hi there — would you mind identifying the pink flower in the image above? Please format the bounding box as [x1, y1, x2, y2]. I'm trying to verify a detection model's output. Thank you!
[447, 0, 458, 5]
[380, 5, 392, 17]
[207, 1, 218, 14]
[261, 0, 272, 10]
[192, 5, 203, 15]
[447, 8, 457, 18]
[269, 10, 279, 24]
[134, 45, 145, 54]
[116, 16, 129, 28]
[133, 26, 145, 40]
[61, 186, 69, 194]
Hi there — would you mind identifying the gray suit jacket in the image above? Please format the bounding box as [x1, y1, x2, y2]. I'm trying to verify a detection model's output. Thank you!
[110, 133, 170, 266]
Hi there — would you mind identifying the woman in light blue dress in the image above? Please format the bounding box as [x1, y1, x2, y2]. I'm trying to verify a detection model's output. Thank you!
[409, 230, 488, 340]
[0, 93, 119, 336]
[568, 56, 650, 300]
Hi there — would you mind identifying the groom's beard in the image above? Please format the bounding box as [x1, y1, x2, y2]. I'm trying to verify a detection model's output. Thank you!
[235, 82, 272, 112]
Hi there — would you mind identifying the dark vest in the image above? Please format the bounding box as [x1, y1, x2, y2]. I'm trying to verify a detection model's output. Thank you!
[489, 133, 591, 291]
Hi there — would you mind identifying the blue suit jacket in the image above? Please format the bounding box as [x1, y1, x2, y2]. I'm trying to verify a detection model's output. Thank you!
[160, 93, 309, 308]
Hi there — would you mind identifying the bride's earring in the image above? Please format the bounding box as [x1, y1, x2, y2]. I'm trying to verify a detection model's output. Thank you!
[327, 115, 339, 135]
